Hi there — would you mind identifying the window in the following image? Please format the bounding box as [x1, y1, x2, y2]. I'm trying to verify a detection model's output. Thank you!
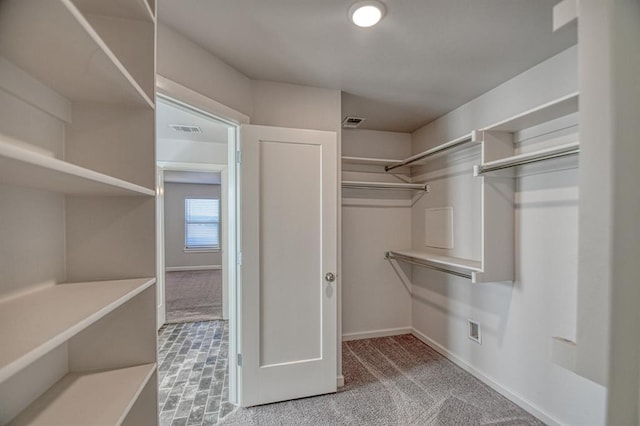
[185, 198, 220, 249]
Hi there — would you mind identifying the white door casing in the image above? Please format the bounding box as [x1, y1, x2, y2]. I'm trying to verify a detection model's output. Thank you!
[156, 166, 166, 329]
[239, 124, 338, 407]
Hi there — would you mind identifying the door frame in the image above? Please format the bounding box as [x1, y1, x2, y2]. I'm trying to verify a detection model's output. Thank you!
[156, 78, 249, 406]
[157, 161, 229, 320]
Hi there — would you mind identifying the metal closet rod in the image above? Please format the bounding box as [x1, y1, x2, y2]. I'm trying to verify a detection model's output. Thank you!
[385, 252, 472, 279]
[476, 145, 580, 175]
[341, 181, 428, 191]
[385, 134, 474, 172]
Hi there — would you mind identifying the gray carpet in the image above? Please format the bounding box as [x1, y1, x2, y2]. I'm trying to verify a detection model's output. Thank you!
[166, 270, 222, 323]
[219, 334, 544, 425]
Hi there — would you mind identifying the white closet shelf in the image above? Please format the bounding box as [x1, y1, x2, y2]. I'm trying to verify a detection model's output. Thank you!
[387, 249, 482, 279]
[0, 277, 155, 382]
[9, 363, 156, 426]
[0, 137, 155, 196]
[386, 133, 476, 172]
[0, 0, 153, 108]
[342, 181, 429, 191]
[72, 0, 155, 23]
[341, 156, 403, 166]
[481, 92, 579, 133]
[474, 141, 580, 177]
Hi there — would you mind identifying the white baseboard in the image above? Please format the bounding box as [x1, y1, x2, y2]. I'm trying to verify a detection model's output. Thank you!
[410, 328, 561, 426]
[337, 375, 344, 387]
[342, 327, 412, 341]
[165, 265, 222, 272]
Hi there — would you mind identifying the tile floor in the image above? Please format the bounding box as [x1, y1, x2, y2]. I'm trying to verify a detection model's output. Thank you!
[158, 321, 234, 426]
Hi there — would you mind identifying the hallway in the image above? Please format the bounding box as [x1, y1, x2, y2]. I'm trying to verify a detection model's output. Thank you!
[158, 321, 232, 425]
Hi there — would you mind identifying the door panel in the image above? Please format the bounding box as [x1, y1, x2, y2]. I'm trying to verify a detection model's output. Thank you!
[239, 125, 337, 407]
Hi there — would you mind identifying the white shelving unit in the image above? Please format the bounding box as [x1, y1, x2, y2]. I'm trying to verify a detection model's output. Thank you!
[474, 141, 580, 177]
[386, 250, 481, 280]
[342, 181, 428, 191]
[10, 364, 156, 426]
[341, 156, 403, 167]
[341, 154, 416, 198]
[0, 278, 155, 382]
[385, 133, 476, 172]
[385, 94, 579, 283]
[479, 92, 578, 133]
[0, 136, 155, 196]
[472, 94, 580, 179]
[0, 0, 157, 423]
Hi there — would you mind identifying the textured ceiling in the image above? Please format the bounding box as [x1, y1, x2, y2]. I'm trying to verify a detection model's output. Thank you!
[159, 0, 576, 133]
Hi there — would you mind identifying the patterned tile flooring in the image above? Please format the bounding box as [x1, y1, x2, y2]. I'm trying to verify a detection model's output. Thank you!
[158, 321, 234, 426]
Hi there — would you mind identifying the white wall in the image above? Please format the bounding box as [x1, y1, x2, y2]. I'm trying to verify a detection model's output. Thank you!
[157, 23, 252, 118]
[157, 138, 228, 164]
[577, 0, 640, 422]
[409, 46, 607, 425]
[251, 80, 341, 133]
[164, 182, 222, 269]
[341, 129, 413, 339]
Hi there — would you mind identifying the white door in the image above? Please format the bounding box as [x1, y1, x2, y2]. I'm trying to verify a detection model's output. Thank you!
[238, 124, 337, 407]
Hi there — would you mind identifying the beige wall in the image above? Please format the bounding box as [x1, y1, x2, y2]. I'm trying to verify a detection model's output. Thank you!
[251, 80, 341, 133]
[341, 129, 413, 338]
[157, 23, 252, 118]
[409, 46, 607, 425]
[164, 182, 222, 269]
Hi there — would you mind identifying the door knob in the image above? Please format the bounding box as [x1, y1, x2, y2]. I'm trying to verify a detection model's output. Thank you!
[325, 272, 336, 283]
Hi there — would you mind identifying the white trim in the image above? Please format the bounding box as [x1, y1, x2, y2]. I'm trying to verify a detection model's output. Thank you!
[156, 75, 250, 125]
[184, 248, 221, 253]
[410, 328, 562, 426]
[342, 327, 412, 341]
[341, 198, 412, 208]
[337, 375, 345, 387]
[157, 161, 227, 173]
[165, 265, 221, 272]
[155, 87, 239, 406]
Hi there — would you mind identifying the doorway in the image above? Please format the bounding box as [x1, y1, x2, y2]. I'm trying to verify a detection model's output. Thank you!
[155, 95, 239, 423]
[163, 170, 223, 323]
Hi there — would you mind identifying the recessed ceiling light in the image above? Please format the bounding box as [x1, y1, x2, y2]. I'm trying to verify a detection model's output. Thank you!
[349, 1, 385, 28]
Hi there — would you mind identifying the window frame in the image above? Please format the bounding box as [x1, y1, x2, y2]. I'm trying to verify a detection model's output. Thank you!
[184, 197, 221, 252]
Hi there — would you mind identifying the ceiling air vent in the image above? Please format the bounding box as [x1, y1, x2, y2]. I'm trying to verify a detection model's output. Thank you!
[342, 116, 365, 129]
[169, 124, 202, 133]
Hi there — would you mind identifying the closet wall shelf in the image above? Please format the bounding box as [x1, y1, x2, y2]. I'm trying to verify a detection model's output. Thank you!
[480, 92, 579, 133]
[9, 363, 156, 426]
[386, 250, 481, 280]
[0, 278, 155, 382]
[0, 136, 155, 196]
[342, 156, 403, 167]
[385, 133, 476, 172]
[474, 141, 580, 177]
[342, 181, 429, 191]
[0, 0, 153, 108]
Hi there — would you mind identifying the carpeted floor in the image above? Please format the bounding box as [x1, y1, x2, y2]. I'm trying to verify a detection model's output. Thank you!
[166, 271, 222, 323]
[219, 334, 544, 425]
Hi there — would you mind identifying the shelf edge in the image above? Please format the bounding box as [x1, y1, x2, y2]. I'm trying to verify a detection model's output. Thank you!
[0, 136, 155, 196]
[0, 278, 156, 383]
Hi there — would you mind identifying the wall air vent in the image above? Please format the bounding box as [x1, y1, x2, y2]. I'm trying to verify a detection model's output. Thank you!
[169, 124, 202, 133]
[342, 116, 365, 128]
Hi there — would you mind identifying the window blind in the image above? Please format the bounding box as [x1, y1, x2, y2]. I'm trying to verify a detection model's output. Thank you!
[185, 198, 220, 249]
